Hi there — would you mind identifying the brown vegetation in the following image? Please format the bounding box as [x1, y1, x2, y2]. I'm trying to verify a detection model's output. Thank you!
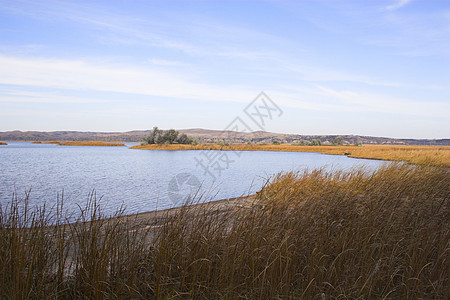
[131, 143, 450, 166]
[0, 142, 7, 145]
[1, 163, 448, 299]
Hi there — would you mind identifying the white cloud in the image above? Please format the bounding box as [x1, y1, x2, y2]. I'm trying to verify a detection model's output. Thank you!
[0, 89, 108, 104]
[0, 54, 256, 104]
[314, 84, 449, 117]
[0, 54, 447, 120]
[385, 0, 414, 11]
[148, 59, 190, 67]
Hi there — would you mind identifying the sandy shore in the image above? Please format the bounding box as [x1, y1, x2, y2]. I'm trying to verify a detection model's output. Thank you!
[114, 195, 257, 233]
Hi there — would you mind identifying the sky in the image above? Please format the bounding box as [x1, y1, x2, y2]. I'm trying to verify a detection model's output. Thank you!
[0, 0, 449, 139]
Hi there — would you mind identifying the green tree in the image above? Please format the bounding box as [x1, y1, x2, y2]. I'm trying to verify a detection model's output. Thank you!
[144, 127, 195, 145]
[164, 129, 179, 144]
[177, 133, 192, 144]
[144, 126, 162, 144]
[332, 136, 343, 146]
[292, 139, 310, 146]
[311, 139, 322, 146]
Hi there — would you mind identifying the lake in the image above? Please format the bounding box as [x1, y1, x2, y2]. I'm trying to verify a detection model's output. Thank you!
[0, 142, 386, 216]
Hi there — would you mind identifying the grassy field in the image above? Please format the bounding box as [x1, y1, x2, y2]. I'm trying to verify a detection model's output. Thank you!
[1, 163, 448, 299]
[131, 143, 450, 166]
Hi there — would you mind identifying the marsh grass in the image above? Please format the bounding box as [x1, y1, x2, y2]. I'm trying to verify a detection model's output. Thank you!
[0, 193, 149, 299]
[0, 163, 448, 299]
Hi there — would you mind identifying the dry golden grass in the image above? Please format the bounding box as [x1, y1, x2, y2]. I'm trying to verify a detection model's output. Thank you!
[1, 164, 448, 299]
[0, 142, 7, 145]
[132, 143, 450, 166]
[41, 141, 126, 147]
[290, 145, 450, 166]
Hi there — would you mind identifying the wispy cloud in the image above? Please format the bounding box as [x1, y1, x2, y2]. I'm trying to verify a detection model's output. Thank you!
[1, 0, 201, 54]
[0, 89, 109, 104]
[385, 0, 414, 11]
[314, 85, 449, 117]
[0, 54, 447, 119]
[0, 0, 448, 137]
[148, 59, 190, 67]
[0, 54, 256, 104]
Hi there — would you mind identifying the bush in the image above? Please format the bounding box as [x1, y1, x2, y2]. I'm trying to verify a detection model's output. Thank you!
[292, 139, 310, 146]
[215, 140, 230, 146]
[144, 127, 195, 145]
[332, 136, 343, 146]
[310, 139, 322, 146]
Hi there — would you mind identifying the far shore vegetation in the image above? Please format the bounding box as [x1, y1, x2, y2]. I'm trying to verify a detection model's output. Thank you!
[7, 132, 448, 166]
[131, 143, 449, 167]
[131, 126, 450, 166]
[1, 163, 448, 299]
[143, 126, 199, 145]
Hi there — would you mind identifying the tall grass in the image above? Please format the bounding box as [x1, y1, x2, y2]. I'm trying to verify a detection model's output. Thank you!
[1, 163, 448, 298]
[0, 194, 148, 299]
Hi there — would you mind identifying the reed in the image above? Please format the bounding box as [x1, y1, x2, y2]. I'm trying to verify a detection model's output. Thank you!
[0, 193, 149, 299]
[0, 163, 448, 298]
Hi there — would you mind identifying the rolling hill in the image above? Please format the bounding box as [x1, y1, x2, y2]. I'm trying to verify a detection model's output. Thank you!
[0, 129, 448, 146]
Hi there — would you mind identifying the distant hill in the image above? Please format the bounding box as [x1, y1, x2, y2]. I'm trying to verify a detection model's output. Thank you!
[0, 129, 448, 146]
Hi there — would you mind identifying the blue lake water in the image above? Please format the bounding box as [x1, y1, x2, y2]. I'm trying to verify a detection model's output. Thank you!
[0, 142, 386, 216]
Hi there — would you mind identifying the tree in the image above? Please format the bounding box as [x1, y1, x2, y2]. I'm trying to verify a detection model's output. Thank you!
[177, 133, 192, 145]
[144, 126, 162, 144]
[293, 139, 309, 146]
[144, 127, 195, 145]
[311, 139, 322, 146]
[332, 136, 343, 146]
[164, 129, 179, 144]
[216, 140, 230, 146]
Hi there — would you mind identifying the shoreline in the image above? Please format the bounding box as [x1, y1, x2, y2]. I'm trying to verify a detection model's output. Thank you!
[130, 143, 450, 166]
[114, 195, 256, 229]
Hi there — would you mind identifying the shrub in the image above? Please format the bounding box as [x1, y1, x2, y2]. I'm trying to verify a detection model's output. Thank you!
[144, 126, 195, 145]
[310, 139, 322, 146]
[332, 136, 344, 146]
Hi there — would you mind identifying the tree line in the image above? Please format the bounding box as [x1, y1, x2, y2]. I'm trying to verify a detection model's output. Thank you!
[144, 127, 198, 145]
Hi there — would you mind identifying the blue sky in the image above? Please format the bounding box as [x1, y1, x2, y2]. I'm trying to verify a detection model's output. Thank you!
[0, 0, 448, 138]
